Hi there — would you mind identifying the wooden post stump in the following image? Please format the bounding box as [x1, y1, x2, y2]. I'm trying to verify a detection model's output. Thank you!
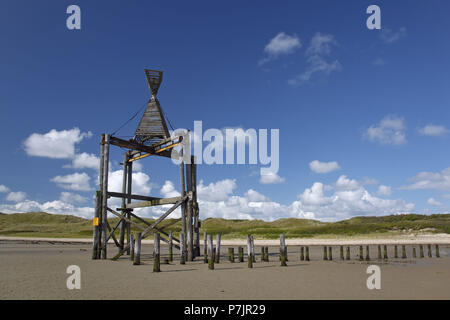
[229, 248, 235, 262]
[413, 247, 417, 258]
[305, 246, 310, 261]
[130, 233, 135, 261]
[180, 233, 186, 265]
[377, 245, 382, 260]
[394, 245, 398, 259]
[300, 246, 305, 261]
[280, 234, 287, 266]
[238, 246, 244, 262]
[328, 246, 332, 260]
[247, 235, 253, 268]
[420, 245, 424, 258]
[383, 245, 388, 260]
[208, 234, 214, 270]
[251, 236, 256, 263]
[153, 233, 161, 272]
[366, 245, 371, 261]
[133, 232, 141, 265]
[168, 231, 173, 262]
[402, 245, 407, 259]
[215, 234, 221, 264]
[324, 246, 329, 261]
[261, 246, 265, 262]
[340, 246, 344, 260]
[346, 246, 350, 260]
[359, 246, 363, 261]
[435, 244, 440, 258]
[427, 244, 432, 258]
[92, 190, 101, 260]
[203, 232, 208, 263]
[265, 246, 269, 262]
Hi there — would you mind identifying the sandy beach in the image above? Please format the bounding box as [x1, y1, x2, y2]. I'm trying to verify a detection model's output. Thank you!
[1, 237, 449, 300]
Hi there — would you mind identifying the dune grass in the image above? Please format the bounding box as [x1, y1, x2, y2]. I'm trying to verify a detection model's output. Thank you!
[0, 212, 449, 239]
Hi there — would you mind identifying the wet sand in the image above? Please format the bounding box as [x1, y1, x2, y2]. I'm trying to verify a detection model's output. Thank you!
[1, 240, 449, 300]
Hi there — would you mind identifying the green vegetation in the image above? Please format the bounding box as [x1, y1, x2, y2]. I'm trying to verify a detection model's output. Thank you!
[0, 212, 449, 239]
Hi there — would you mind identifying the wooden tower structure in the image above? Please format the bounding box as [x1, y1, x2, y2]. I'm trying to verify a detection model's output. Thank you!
[92, 69, 200, 262]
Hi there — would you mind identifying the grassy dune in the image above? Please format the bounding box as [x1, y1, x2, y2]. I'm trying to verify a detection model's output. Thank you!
[1, 212, 449, 239]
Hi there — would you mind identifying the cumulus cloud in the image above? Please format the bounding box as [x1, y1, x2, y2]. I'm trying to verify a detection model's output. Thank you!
[401, 167, 450, 191]
[0, 200, 93, 218]
[160, 180, 180, 198]
[197, 179, 237, 202]
[23, 128, 92, 159]
[259, 32, 301, 65]
[259, 172, 285, 184]
[0, 185, 9, 193]
[51, 172, 92, 191]
[64, 152, 99, 170]
[6, 191, 27, 202]
[427, 198, 443, 207]
[288, 32, 341, 86]
[377, 185, 392, 196]
[364, 115, 406, 145]
[380, 27, 406, 44]
[418, 124, 449, 137]
[59, 192, 88, 204]
[309, 160, 340, 174]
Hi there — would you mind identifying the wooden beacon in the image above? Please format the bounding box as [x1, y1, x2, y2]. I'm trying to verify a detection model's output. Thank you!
[92, 69, 200, 262]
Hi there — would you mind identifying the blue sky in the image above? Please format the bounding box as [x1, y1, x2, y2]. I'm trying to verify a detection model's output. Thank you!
[1, 0, 450, 221]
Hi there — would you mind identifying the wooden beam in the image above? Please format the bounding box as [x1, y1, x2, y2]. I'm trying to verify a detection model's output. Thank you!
[141, 198, 186, 239]
[108, 191, 160, 202]
[125, 195, 185, 209]
[101, 134, 110, 259]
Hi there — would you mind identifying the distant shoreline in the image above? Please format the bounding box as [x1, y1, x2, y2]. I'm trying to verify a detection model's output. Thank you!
[2, 234, 450, 245]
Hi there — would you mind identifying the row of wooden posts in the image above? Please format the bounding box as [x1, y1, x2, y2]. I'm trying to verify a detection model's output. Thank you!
[127, 232, 442, 272]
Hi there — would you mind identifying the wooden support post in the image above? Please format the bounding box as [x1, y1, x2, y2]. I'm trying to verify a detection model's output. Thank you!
[119, 153, 128, 252]
[180, 233, 186, 265]
[187, 199, 194, 261]
[394, 245, 398, 258]
[208, 234, 214, 270]
[251, 236, 256, 263]
[305, 246, 310, 261]
[413, 247, 417, 258]
[168, 231, 173, 262]
[366, 245, 371, 261]
[383, 245, 388, 260]
[238, 247, 244, 262]
[133, 232, 141, 265]
[203, 232, 208, 263]
[191, 156, 200, 257]
[300, 246, 305, 261]
[265, 246, 269, 262]
[280, 234, 287, 266]
[92, 190, 101, 259]
[377, 245, 381, 260]
[324, 246, 329, 261]
[126, 158, 132, 255]
[435, 244, 440, 258]
[153, 233, 161, 272]
[215, 234, 221, 263]
[340, 246, 344, 260]
[328, 246, 332, 260]
[427, 244, 432, 258]
[402, 245, 407, 259]
[97, 135, 105, 260]
[359, 246, 363, 261]
[346, 246, 350, 260]
[101, 134, 110, 260]
[261, 246, 265, 262]
[420, 245, 424, 258]
[130, 234, 135, 261]
[179, 154, 187, 260]
[247, 235, 253, 268]
[229, 248, 235, 262]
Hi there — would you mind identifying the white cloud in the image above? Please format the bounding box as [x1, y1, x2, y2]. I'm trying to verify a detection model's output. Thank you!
[65, 152, 99, 170]
[364, 115, 406, 145]
[402, 167, 450, 191]
[245, 189, 269, 202]
[23, 128, 92, 159]
[51, 172, 91, 191]
[108, 170, 152, 195]
[259, 172, 285, 184]
[377, 185, 392, 196]
[160, 180, 180, 198]
[59, 192, 88, 204]
[0, 200, 94, 219]
[309, 160, 340, 174]
[361, 177, 379, 185]
[6, 191, 27, 202]
[259, 32, 301, 65]
[380, 27, 406, 44]
[418, 124, 449, 137]
[0, 185, 9, 193]
[288, 32, 341, 86]
[197, 179, 237, 201]
[427, 198, 443, 207]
